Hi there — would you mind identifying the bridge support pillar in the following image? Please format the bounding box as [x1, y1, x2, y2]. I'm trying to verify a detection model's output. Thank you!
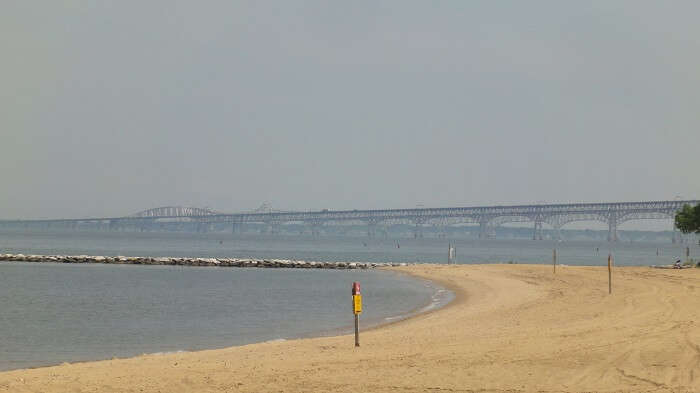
[413, 224, 423, 238]
[196, 222, 212, 233]
[478, 220, 494, 239]
[364, 219, 383, 238]
[309, 222, 323, 237]
[262, 222, 280, 235]
[672, 225, 681, 244]
[411, 218, 427, 238]
[432, 223, 448, 238]
[381, 226, 389, 239]
[607, 214, 618, 242]
[532, 221, 543, 240]
[367, 222, 377, 238]
[553, 225, 562, 241]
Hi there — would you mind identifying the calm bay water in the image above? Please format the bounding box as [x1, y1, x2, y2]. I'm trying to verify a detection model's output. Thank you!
[0, 262, 445, 371]
[0, 230, 697, 266]
[0, 230, 697, 371]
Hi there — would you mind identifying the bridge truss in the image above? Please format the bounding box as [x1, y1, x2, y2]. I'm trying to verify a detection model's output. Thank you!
[1, 200, 697, 242]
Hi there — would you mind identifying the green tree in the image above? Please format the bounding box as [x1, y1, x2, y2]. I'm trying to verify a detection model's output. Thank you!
[675, 203, 700, 234]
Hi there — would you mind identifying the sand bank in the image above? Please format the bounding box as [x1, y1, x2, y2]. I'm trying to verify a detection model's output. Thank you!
[1, 264, 698, 392]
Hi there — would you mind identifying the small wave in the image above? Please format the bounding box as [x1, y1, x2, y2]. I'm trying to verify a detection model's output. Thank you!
[381, 280, 455, 324]
[422, 286, 454, 313]
[145, 350, 187, 356]
[418, 298, 441, 313]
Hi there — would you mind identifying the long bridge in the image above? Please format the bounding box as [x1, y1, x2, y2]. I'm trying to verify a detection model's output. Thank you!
[1, 200, 697, 242]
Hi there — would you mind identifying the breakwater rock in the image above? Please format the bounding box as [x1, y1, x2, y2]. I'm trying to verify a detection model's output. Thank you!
[0, 253, 410, 269]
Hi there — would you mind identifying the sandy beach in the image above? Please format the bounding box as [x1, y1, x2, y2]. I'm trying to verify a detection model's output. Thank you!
[1, 264, 698, 393]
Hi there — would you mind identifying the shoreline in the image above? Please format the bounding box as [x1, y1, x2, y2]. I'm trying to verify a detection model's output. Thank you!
[343, 268, 456, 335]
[0, 262, 451, 373]
[4, 269, 455, 374]
[1, 264, 699, 392]
[0, 264, 492, 378]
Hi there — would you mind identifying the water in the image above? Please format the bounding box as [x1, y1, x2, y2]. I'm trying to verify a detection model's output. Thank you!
[0, 262, 446, 371]
[0, 230, 697, 266]
[1, 230, 697, 371]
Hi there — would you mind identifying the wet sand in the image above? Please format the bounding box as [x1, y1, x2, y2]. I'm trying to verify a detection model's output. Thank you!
[1, 264, 698, 392]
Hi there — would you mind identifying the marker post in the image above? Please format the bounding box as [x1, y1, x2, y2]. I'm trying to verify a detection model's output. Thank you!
[352, 282, 362, 347]
[553, 249, 557, 274]
[608, 254, 613, 294]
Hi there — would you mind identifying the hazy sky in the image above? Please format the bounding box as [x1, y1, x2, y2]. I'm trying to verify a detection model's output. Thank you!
[2, 1, 699, 220]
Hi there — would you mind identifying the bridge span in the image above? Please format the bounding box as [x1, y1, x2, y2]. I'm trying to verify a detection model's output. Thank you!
[1, 200, 698, 242]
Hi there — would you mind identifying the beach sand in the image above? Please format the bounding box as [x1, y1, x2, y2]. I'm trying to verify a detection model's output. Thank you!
[1, 264, 699, 392]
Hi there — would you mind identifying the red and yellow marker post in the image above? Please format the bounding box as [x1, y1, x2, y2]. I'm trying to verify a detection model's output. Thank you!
[352, 282, 362, 347]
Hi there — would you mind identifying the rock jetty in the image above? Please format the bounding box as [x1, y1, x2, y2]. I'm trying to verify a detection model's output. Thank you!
[0, 253, 409, 269]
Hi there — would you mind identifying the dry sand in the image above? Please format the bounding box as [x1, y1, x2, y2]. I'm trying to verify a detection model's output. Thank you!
[1, 264, 699, 393]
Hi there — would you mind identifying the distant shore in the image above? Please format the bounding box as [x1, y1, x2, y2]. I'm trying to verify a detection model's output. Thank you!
[1, 264, 698, 392]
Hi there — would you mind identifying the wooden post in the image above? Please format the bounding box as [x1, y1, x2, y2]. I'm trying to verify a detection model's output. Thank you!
[352, 282, 362, 347]
[686, 247, 690, 264]
[553, 249, 557, 274]
[608, 254, 612, 294]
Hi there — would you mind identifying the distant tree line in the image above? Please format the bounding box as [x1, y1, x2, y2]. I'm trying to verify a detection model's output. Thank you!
[675, 203, 700, 234]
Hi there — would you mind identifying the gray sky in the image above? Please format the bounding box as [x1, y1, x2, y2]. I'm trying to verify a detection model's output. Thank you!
[2, 1, 699, 220]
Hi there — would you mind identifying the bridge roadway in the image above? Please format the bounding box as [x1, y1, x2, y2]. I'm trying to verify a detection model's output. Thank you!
[1, 200, 698, 242]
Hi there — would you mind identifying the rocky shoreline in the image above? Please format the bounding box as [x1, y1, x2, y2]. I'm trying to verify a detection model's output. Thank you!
[0, 253, 409, 269]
